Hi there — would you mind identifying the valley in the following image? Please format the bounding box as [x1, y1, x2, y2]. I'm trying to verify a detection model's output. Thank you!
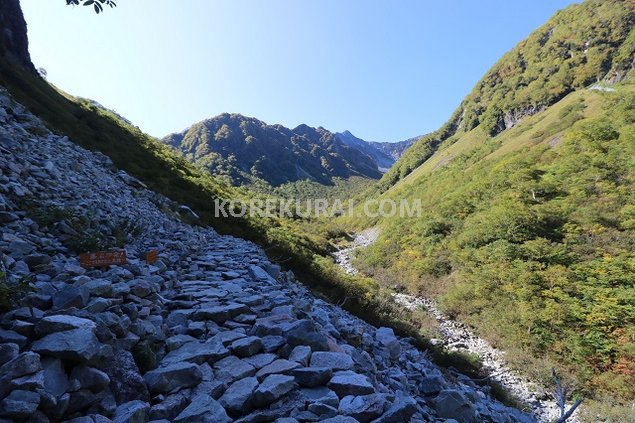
[0, 0, 633, 421]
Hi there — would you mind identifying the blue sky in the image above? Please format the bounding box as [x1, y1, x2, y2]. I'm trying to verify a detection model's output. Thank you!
[22, 0, 576, 141]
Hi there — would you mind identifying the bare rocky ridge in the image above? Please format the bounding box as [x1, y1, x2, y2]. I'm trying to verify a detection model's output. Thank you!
[335, 233, 582, 423]
[0, 88, 534, 422]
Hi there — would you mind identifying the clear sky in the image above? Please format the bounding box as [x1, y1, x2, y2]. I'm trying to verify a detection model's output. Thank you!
[22, 0, 576, 141]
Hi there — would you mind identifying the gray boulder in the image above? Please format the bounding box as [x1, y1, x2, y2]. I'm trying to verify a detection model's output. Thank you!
[310, 352, 354, 371]
[292, 367, 332, 388]
[113, 400, 150, 423]
[434, 389, 478, 423]
[52, 285, 90, 310]
[328, 371, 375, 397]
[218, 376, 259, 415]
[375, 327, 400, 360]
[371, 391, 417, 423]
[286, 320, 329, 352]
[230, 336, 263, 358]
[144, 362, 203, 393]
[0, 389, 40, 419]
[255, 359, 300, 381]
[174, 394, 230, 423]
[162, 340, 229, 365]
[32, 328, 102, 362]
[252, 374, 296, 407]
[35, 315, 96, 337]
[339, 393, 388, 422]
[288, 345, 311, 366]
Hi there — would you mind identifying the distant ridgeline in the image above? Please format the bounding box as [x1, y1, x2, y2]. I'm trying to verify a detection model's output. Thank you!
[162, 114, 416, 187]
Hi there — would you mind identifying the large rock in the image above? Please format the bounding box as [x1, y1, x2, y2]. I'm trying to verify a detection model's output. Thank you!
[174, 394, 230, 423]
[69, 365, 110, 392]
[32, 328, 102, 362]
[0, 342, 19, 366]
[144, 362, 203, 393]
[149, 393, 189, 421]
[218, 376, 259, 415]
[371, 391, 417, 423]
[162, 340, 229, 365]
[52, 285, 89, 310]
[328, 371, 375, 397]
[434, 389, 478, 422]
[213, 355, 256, 384]
[0, 389, 40, 419]
[113, 400, 150, 423]
[252, 374, 296, 407]
[310, 352, 354, 371]
[230, 336, 263, 358]
[292, 367, 332, 388]
[35, 315, 96, 337]
[255, 359, 300, 381]
[102, 348, 150, 403]
[375, 327, 400, 360]
[191, 303, 248, 323]
[0, 351, 41, 378]
[339, 393, 388, 422]
[286, 320, 329, 352]
[288, 345, 311, 366]
[42, 357, 69, 397]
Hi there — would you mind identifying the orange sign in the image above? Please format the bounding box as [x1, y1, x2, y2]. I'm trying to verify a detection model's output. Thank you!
[146, 250, 159, 265]
[80, 251, 127, 268]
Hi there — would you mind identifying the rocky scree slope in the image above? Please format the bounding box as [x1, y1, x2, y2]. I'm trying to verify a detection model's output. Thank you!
[0, 88, 534, 422]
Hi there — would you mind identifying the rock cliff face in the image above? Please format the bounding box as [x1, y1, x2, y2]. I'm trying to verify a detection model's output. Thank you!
[0, 0, 35, 73]
[0, 88, 535, 421]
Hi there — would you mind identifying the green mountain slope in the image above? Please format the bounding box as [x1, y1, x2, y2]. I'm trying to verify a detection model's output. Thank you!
[375, 0, 635, 195]
[162, 114, 382, 187]
[347, 0, 635, 408]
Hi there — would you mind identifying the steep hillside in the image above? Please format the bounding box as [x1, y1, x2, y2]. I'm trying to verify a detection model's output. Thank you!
[342, 0, 635, 414]
[162, 114, 383, 187]
[375, 0, 635, 194]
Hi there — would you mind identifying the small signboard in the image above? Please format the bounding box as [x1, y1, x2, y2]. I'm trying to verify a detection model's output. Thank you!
[79, 251, 127, 268]
[146, 250, 159, 265]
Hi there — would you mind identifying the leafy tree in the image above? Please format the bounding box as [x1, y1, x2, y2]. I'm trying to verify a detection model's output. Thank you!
[65, 0, 116, 14]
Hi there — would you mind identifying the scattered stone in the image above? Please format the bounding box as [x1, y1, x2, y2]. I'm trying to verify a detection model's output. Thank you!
[174, 394, 230, 423]
[219, 376, 259, 415]
[113, 400, 150, 423]
[230, 336, 263, 358]
[292, 367, 333, 388]
[372, 392, 417, 423]
[162, 340, 229, 365]
[339, 393, 388, 422]
[288, 345, 311, 366]
[252, 374, 296, 407]
[375, 327, 400, 360]
[310, 352, 354, 371]
[144, 362, 203, 393]
[32, 328, 102, 362]
[255, 359, 300, 381]
[286, 320, 329, 351]
[0, 389, 40, 419]
[0, 342, 19, 366]
[434, 389, 478, 423]
[35, 315, 96, 337]
[328, 371, 375, 397]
